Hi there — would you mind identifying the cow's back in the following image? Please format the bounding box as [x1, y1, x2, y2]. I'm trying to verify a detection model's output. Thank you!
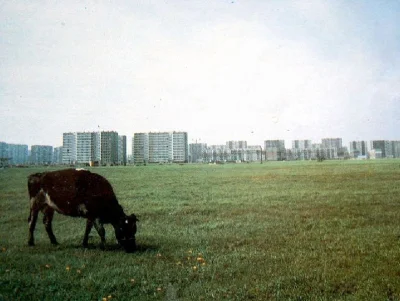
[30, 169, 119, 218]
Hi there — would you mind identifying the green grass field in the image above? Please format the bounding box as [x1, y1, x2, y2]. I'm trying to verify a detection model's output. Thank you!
[1, 160, 400, 300]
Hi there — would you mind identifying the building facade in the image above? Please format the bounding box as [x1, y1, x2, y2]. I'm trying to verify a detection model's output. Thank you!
[349, 141, 368, 159]
[370, 140, 388, 158]
[132, 131, 188, 164]
[0, 142, 9, 166]
[62, 131, 121, 165]
[226, 141, 247, 150]
[291, 140, 312, 160]
[149, 132, 173, 163]
[62, 132, 77, 164]
[189, 143, 207, 163]
[53, 146, 63, 164]
[31, 145, 53, 165]
[322, 138, 342, 149]
[133, 133, 149, 164]
[172, 132, 188, 163]
[264, 140, 286, 161]
[118, 135, 127, 165]
[100, 131, 119, 165]
[76, 132, 99, 164]
[8, 144, 28, 165]
[390, 141, 400, 158]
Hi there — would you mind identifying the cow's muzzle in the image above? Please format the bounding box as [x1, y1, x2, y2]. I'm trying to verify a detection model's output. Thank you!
[119, 238, 136, 253]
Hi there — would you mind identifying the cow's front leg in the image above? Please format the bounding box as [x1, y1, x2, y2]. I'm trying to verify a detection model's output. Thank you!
[93, 219, 106, 250]
[43, 207, 58, 245]
[83, 219, 93, 248]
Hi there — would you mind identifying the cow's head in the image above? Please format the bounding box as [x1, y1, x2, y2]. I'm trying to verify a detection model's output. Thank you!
[116, 214, 138, 253]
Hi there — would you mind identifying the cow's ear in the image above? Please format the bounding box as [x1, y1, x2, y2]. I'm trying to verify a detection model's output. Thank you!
[129, 214, 138, 222]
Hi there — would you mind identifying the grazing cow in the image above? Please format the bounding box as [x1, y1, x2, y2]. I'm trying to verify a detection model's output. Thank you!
[27, 169, 138, 252]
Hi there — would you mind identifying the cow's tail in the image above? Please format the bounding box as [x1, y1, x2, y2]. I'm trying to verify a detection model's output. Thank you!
[27, 172, 43, 223]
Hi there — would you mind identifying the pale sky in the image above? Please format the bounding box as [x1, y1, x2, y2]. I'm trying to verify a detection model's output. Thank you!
[1, 1, 399, 152]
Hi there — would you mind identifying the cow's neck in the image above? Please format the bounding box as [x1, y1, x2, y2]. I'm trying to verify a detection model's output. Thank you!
[100, 203, 126, 224]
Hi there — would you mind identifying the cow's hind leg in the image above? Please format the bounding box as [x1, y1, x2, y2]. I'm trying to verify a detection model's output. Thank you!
[28, 194, 44, 246]
[93, 219, 106, 250]
[82, 219, 93, 248]
[28, 207, 39, 246]
[42, 206, 58, 245]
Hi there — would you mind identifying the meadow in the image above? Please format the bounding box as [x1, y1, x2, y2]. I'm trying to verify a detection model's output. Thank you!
[1, 160, 400, 300]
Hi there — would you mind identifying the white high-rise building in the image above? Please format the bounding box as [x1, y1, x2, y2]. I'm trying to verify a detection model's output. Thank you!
[133, 133, 149, 164]
[118, 135, 127, 165]
[133, 131, 188, 164]
[100, 131, 119, 165]
[63, 131, 121, 165]
[172, 131, 188, 163]
[62, 132, 77, 164]
[149, 132, 173, 163]
[77, 132, 94, 164]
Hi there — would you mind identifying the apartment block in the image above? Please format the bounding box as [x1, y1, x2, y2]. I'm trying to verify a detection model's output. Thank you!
[76, 132, 98, 164]
[53, 146, 63, 164]
[100, 131, 119, 165]
[245, 145, 263, 162]
[370, 140, 389, 158]
[292, 140, 312, 150]
[189, 143, 207, 163]
[370, 140, 400, 159]
[8, 144, 28, 164]
[322, 138, 342, 149]
[226, 141, 247, 149]
[207, 145, 230, 162]
[172, 131, 188, 163]
[390, 141, 400, 158]
[62, 132, 77, 164]
[289, 140, 312, 160]
[349, 141, 368, 159]
[0, 142, 9, 166]
[149, 132, 173, 163]
[62, 131, 121, 165]
[0, 142, 7, 159]
[132, 131, 188, 164]
[31, 145, 53, 165]
[118, 135, 127, 165]
[264, 140, 286, 161]
[133, 133, 149, 164]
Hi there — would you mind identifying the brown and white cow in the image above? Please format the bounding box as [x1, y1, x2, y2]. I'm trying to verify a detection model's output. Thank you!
[27, 169, 138, 252]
